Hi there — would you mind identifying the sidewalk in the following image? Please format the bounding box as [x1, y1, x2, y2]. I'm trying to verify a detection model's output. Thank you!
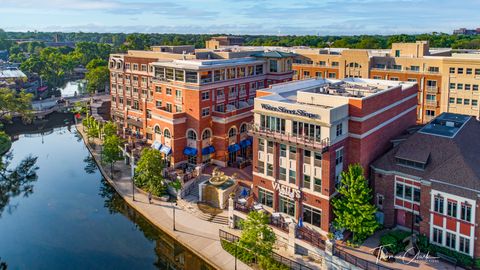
[76, 125, 251, 270]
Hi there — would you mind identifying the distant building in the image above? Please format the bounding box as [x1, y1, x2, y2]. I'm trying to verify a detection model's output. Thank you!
[205, 36, 244, 50]
[372, 113, 480, 258]
[0, 66, 27, 89]
[453, 28, 480, 35]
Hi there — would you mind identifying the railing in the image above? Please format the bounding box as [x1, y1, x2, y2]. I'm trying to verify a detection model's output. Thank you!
[426, 86, 438, 93]
[334, 248, 395, 270]
[234, 202, 251, 214]
[248, 123, 330, 151]
[219, 229, 313, 270]
[270, 216, 289, 233]
[296, 226, 325, 250]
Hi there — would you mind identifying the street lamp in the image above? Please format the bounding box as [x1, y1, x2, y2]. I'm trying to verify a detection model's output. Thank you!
[234, 241, 238, 270]
[131, 150, 135, 201]
[172, 200, 177, 231]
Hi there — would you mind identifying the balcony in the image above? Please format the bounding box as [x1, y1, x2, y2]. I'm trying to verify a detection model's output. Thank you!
[426, 99, 438, 107]
[426, 86, 439, 93]
[247, 123, 330, 152]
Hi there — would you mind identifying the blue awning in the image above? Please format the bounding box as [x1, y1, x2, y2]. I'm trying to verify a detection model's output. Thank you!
[151, 141, 162, 150]
[239, 138, 252, 148]
[228, 144, 240, 152]
[202, 145, 215, 155]
[160, 145, 172, 155]
[183, 147, 198, 156]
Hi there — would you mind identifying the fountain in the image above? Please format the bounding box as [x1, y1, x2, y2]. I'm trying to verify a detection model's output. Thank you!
[199, 168, 236, 209]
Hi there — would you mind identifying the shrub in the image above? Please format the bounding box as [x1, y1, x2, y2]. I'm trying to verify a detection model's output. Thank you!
[429, 244, 473, 267]
[380, 234, 404, 254]
[417, 234, 429, 253]
[475, 258, 480, 269]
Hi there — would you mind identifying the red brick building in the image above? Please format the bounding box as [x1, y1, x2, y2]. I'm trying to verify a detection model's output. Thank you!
[243, 78, 417, 235]
[109, 49, 295, 168]
[372, 113, 480, 258]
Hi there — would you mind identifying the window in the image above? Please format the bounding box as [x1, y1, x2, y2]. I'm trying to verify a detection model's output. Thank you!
[267, 164, 273, 176]
[187, 130, 197, 140]
[390, 77, 399, 81]
[166, 88, 172, 95]
[474, 85, 479, 91]
[201, 107, 210, 117]
[413, 188, 420, 202]
[457, 98, 462, 104]
[461, 204, 472, 222]
[466, 68, 472, 75]
[473, 100, 478, 106]
[449, 67, 455, 74]
[426, 110, 435, 117]
[186, 71, 198, 83]
[464, 99, 470, 105]
[258, 189, 273, 208]
[257, 160, 264, 173]
[146, 109, 152, 119]
[201, 91, 210, 101]
[166, 103, 172, 112]
[459, 237, 470, 254]
[335, 148, 343, 165]
[373, 75, 382, 79]
[446, 232, 456, 249]
[303, 175, 311, 189]
[332, 61, 339, 67]
[410, 65, 419, 71]
[279, 144, 286, 157]
[163, 129, 171, 138]
[336, 123, 343, 137]
[260, 115, 286, 133]
[155, 86, 162, 93]
[395, 50, 400, 57]
[428, 66, 439, 73]
[154, 126, 161, 134]
[279, 167, 286, 181]
[133, 64, 138, 71]
[450, 83, 455, 89]
[446, 201, 457, 218]
[288, 170, 296, 184]
[433, 228, 443, 244]
[396, 183, 404, 197]
[465, 84, 471, 90]
[228, 127, 237, 138]
[279, 196, 295, 216]
[175, 105, 182, 113]
[175, 89, 182, 99]
[303, 71, 310, 77]
[404, 185, 412, 200]
[291, 121, 321, 141]
[140, 64, 147, 72]
[458, 67, 464, 74]
[314, 178, 321, 193]
[303, 205, 321, 227]
[125, 63, 131, 69]
[426, 94, 436, 101]
[449, 97, 455, 104]
[133, 100, 140, 110]
[434, 196, 444, 214]
[377, 194, 384, 208]
[155, 100, 162, 108]
[255, 65, 264, 75]
[202, 129, 211, 140]
[318, 61, 326, 66]
[457, 83, 463, 90]
[304, 149, 311, 158]
[393, 65, 402, 70]
[269, 60, 278, 72]
[476, 69, 480, 75]
[328, 72, 336, 78]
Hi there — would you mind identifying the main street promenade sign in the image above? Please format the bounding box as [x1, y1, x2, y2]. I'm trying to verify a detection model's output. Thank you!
[261, 104, 319, 119]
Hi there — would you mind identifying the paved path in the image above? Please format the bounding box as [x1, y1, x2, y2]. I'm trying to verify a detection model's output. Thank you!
[76, 125, 251, 270]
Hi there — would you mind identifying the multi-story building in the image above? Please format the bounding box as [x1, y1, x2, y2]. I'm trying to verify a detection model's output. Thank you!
[109, 47, 295, 168]
[371, 113, 480, 258]
[243, 78, 417, 236]
[292, 41, 480, 123]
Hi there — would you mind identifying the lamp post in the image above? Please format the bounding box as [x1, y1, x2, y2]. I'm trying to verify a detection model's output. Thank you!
[131, 150, 135, 201]
[172, 200, 176, 231]
[234, 241, 237, 270]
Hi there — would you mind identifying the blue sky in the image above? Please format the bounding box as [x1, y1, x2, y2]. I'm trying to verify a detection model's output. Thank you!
[1, 0, 479, 35]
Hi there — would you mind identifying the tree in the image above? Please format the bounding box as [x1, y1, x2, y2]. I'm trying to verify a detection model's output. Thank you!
[85, 65, 109, 94]
[331, 164, 379, 243]
[102, 135, 123, 177]
[102, 121, 117, 137]
[86, 58, 108, 70]
[0, 88, 33, 122]
[134, 148, 165, 196]
[239, 211, 276, 268]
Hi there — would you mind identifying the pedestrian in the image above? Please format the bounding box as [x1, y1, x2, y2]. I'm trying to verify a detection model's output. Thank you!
[148, 192, 152, 204]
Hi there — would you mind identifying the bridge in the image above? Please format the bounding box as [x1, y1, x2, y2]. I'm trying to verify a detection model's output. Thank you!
[32, 93, 110, 118]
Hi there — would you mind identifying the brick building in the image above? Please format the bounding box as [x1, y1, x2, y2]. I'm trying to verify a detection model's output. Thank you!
[372, 113, 480, 258]
[109, 47, 295, 168]
[238, 78, 417, 236]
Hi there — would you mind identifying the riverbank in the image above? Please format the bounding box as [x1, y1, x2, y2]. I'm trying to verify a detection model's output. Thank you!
[0, 132, 12, 155]
[76, 124, 251, 270]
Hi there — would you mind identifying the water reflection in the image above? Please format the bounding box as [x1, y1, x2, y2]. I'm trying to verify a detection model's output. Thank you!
[0, 152, 39, 217]
[98, 179, 212, 270]
[83, 155, 98, 175]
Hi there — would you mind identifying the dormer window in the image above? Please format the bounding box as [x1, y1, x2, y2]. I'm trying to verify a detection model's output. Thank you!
[396, 157, 427, 170]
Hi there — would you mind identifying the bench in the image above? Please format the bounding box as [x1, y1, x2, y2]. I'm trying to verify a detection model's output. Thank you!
[437, 253, 457, 266]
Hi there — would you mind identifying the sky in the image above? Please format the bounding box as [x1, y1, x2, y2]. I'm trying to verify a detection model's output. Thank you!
[1, 0, 479, 35]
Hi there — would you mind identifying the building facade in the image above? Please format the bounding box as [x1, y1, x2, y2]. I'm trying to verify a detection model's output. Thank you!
[247, 78, 417, 235]
[292, 41, 480, 123]
[372, 113, 480, 258]
[109, 48, 295, 168]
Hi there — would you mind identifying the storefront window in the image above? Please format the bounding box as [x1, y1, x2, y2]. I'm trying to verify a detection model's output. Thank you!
[279, 196, 295, 217]
[258, 188, 273, 208]
[303, 205, 321, 227]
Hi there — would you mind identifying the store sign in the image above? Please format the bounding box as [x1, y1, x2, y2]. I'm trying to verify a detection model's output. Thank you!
[272, 182, 301, 200]
[261, 104, 319, 119]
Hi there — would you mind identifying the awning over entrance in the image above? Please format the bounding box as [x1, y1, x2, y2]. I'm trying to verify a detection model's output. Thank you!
[160, 145, 172, 155]
[239, 138, 252, 148]
[126, 118, 143, 128]
[228, 144, 240, 152]
[201, 145, 215, 155]
[151, 141, 162, 150]
[183, 147, 198, 156]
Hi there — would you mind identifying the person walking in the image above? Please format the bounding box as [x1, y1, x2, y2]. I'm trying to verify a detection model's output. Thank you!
[148, 192, 152, 204]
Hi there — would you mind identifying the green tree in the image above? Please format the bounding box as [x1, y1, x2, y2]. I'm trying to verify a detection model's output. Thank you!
[239, 211, 276, 268]
[85, 65, 109, 94]
[0, 88, 33, 122]
[134, 148, 165, 196]
[331, 164, 379, 243]
[102, 134, 123, 177]
[102, 121, 117, 137]
[86, 58, 107, 70]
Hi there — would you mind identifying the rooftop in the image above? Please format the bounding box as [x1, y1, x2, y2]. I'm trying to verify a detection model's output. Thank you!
[419, 113, 470, 138]
[152, 57, 264, 70]
[0, 67, 27, 79]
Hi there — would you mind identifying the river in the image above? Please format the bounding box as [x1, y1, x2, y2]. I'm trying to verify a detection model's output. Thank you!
[0, 125, 211, 270]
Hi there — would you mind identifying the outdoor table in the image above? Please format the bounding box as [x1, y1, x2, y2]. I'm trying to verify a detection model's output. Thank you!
[253, 204, 263, 211]
[238, 198, 247, 204]
[271, 212, 281, 218]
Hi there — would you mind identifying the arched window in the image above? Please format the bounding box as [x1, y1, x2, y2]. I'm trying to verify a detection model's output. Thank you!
[154, 126, 161, 134]
[348, 62, 361, 68]
[202, 129, 211, 140]
[164, 129, 171, 138]
[240, 123, 247, 133]
[228, 127, 237, 138]
[187, 130, 197, 140]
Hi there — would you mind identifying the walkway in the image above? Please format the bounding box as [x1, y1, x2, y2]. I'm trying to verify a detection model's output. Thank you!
[76, 125, 251, 270]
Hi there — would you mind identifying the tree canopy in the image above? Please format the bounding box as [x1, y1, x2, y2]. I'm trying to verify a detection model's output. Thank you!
[331, 164, 379, 243]
[134, 148, 166, 196]
[0, 87, 33, 122]
[239, 211, 276, 268]
[102, 134, 123, 177]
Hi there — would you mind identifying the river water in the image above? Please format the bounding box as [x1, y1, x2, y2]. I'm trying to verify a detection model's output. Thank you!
[0, 126, 211, 270]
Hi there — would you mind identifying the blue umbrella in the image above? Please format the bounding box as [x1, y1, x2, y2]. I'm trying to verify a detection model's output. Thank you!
[240, 188, 248, 197]
[298, 217, 304, 228]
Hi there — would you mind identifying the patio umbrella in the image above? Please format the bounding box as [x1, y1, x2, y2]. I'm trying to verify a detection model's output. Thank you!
[298, 217, 304, 228]
[240, 188, 248, 197]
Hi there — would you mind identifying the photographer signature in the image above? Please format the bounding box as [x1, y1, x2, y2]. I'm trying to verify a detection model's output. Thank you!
[370, 244, 439, 265]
